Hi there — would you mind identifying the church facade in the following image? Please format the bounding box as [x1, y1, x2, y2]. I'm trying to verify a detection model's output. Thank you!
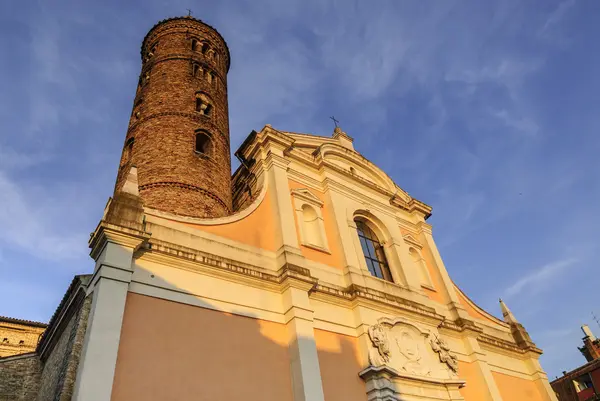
[0, 16, 559, 401]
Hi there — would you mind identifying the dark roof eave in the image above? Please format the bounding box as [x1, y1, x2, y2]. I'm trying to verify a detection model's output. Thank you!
[0, 316, 47, 328]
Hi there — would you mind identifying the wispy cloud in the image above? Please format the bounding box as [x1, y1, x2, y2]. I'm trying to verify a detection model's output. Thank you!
[540, 0, 576, 35]
[493, 109, 539, 137]
[504, 258, 579, 298]
[0, 171, 89, 262]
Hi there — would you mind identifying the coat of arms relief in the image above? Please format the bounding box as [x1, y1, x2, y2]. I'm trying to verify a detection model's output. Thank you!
[367, 319, 459, 380]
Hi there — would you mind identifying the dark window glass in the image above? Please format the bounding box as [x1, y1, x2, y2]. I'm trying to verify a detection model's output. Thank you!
[355, 220, 393, 282]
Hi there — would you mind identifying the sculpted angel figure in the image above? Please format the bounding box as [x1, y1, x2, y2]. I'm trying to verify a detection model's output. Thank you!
[431, 336, 459, 373]
[368, 324, 390, 366]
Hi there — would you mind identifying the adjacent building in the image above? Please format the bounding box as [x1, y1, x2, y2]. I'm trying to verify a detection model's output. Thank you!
[551, 325, 600, 401]
[0, 15, 560, 401]
[0, 317, 46, 358]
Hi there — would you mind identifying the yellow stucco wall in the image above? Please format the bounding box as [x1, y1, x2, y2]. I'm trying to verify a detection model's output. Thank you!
[288, 179, 346, 270]
[111, 293, 293, 401]
[182, 187, 278, 252]
[314, 329, 367, 401]
[458, 360, 495, 401]
[456, 289, 504, 327]
[493, 371, 546, 401]
[418, 240, 449, 304]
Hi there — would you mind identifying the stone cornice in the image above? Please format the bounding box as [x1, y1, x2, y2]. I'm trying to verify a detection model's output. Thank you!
[137, 235, 529, 356]
[313, 283, 445, 324]
[402, 234, 423, 249]
[290, 188, 324, 208]
[359, 365, 466, 388]
[264, 152, 290, 170]
[140, 238, 316, 293]
[89, 221, 150, 261]
[478, 333, 542, 356]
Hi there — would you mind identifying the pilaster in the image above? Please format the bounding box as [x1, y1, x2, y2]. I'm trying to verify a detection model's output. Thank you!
[72, 224, 148, 401]
[524, 353, 560, 401]
[264, 148, 304, 268]
[462, 336, 504, 401]
[416, 222, 470, 320]
[281, 277, 325, 401]
[385, 233, 424, 293]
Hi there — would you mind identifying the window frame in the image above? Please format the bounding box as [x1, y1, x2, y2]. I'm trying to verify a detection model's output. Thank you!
[355, 219, 393, 282]
[194, 129, 212, 157]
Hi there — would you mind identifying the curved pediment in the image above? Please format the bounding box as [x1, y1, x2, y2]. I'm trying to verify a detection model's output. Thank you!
[317, 143, 412, 200]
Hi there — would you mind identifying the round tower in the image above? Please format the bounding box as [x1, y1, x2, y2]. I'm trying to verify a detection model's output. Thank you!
[115, 16, 232, 218]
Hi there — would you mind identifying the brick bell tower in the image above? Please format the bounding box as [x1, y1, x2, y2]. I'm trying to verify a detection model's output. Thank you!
[114, 16, 232, 218]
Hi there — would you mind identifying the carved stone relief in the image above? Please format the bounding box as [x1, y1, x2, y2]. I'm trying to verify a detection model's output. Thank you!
[362, 318, 466, 401]
[366, 318, 459, 380]
[431, 335, 459, 375]
[368, 323, 390, 366]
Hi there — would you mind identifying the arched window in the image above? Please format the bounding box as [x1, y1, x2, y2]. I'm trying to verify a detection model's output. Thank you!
[355, 219, 393, 282]
[123, 137, 134, 164]
[191, 39, 199, 51]
[195, 93, 212, 116]
[201, 42, 209, 54]
[192, 62, 202, 78]
[195, 130, 212, 156]
[301, 204, 323, 248]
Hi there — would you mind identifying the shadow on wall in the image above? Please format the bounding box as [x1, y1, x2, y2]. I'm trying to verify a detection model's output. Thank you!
[109, 267, 368, 401]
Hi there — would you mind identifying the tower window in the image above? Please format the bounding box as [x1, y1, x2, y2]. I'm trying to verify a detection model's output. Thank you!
[195, 93, 212, 116]
[192, 63, 202, 77]
[201, 42, 209, 54]
[195, 130, 212, 156]
[123, 137, 134, 163]
[191, 39, 199, 51]
[355, 219, 393, 282]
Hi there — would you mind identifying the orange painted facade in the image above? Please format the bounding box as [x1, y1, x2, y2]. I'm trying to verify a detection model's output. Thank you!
[111, 293, 294, 401]
[458, 361, 495, 401]
[455, 288, 504, 327]
[181, 187, 278, 252]
[314, 329, 367, 401]
[288, 180, 346, 269]
[418, 241, 449, 304]
[492, 371, 547, 401]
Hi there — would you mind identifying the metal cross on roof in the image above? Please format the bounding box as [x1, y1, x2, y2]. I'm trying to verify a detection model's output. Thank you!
[329, 116, 339, 128]
[187, 8, 193, 16]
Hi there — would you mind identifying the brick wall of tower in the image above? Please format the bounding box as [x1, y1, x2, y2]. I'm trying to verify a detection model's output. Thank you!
[115, 17, 232, 218]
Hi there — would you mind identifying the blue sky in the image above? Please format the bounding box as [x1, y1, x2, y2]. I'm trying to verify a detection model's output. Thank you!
[0, 0, 598, 379]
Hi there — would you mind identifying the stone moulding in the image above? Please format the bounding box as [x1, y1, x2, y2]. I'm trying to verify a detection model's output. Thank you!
[102, 221, 531, 358]
[359, 365, 466, 401]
